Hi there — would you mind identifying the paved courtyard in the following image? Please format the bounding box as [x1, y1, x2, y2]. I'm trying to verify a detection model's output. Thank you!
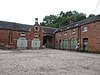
[0, 49, 100, 75]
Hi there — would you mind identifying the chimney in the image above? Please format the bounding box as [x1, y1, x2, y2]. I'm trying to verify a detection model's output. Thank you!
[35, 18, 38, 24]
[69, 20, 74, 25]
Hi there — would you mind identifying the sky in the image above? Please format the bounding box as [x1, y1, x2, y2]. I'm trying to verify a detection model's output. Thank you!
[0, 0, 100, 25]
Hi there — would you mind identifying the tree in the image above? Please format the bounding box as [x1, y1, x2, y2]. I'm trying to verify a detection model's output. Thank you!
[88, 14, 95, 18]
[41, 10, 87, 28]
[42, 14, 57, 26]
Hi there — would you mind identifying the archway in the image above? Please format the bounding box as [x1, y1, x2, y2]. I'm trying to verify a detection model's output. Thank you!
[43, 34, 54, 48]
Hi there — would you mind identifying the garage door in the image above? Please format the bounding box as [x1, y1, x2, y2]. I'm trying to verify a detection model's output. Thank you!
[31, 39, 40, 48]
[17, 37, 27, 48]
[64, 39, 69, 49]
[70, 38, 77, 50]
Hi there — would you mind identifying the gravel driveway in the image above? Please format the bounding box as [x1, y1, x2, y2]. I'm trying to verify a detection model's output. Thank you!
[0, 49, 100, 75]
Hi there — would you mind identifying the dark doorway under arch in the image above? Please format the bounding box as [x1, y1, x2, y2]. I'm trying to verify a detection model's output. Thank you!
[43, 35, 54, 48]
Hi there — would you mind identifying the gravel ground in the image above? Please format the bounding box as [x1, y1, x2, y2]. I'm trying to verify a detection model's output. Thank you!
[0, 49, 100, 75]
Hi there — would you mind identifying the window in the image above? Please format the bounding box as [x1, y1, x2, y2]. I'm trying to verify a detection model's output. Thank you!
[83, 27, 88, 32]
[34, 26, 40, 31]
[64, 31, 67, 35]
[20, 32, 26, 36]
[72, 29, 76, 34]
[75, 24, 78, 26]
[67, 27, 69, 29]
[34, 33, 39, 38]
[59, 33, 62, 36]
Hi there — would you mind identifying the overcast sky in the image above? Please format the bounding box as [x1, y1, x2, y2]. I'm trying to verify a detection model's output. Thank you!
[0, 0, 100, 25]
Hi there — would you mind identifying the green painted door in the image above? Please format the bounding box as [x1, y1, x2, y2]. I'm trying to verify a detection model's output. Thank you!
[64, 39, 69, 49]
[17, 37, 27, 49]
[31, 39, 40, 49]
[60, 40, 63, 49]
[70, 38, 77, 50]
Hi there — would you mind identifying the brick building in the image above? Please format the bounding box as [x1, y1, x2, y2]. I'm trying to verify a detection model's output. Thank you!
[0, 18, 56, 49]
[0, 15, 100, 53]
[54, 15, 100, 53]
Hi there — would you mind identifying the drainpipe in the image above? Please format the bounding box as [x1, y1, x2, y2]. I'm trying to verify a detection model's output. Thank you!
[78, 26, 81, 51]
[8, 30, 13, 48]
[78, 27, 80, 50]
[80, 26, 82, 51]
[8, 30, 11, 45]
[54, 33, 55, 49]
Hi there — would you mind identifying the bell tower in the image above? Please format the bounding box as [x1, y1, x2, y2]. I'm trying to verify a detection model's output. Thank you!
[35, 18, 38, 24]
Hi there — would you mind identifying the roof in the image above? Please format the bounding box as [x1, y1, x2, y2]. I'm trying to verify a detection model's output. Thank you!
[55, 14, 100, 33]
[0, 14, 100, 34]
[0, 20, 56, 34]
[41, 26, 57, 34]
[0, 21, 32, 32]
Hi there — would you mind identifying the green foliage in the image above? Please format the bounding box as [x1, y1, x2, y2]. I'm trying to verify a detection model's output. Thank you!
[41, 10, 87, 28]
[88, 14, 95, 18]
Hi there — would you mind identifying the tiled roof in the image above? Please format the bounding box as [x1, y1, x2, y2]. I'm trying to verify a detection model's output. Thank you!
[41, 26, 57, 34]
[0, 14, 100, 34]
[55, 14, 100, 33]
[0, 21, 32, 32]
[0, 20, 56, 34]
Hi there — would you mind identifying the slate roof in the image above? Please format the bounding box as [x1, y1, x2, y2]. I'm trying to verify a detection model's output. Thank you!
[0, 21, 31, 32]
[55, 14, 100, 33]
[0, 20, 56, 34]
[0, 14, 100, 34]
[41, 26, 57, 34]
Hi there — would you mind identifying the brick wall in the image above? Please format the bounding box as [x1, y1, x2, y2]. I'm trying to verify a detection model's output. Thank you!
[0, 29, 9, 47]
[0, 25, 43, 49]
[55, 21, 100, 53]
[81, 21, 100, 52]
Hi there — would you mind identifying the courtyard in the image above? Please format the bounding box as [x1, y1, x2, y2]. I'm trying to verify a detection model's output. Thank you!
[0, 49, 100, 75]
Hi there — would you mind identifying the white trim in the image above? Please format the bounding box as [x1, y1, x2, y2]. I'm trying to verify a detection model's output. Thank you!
[83, 27, 88, 32]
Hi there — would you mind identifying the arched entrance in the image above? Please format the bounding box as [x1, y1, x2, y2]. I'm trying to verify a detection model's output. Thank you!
[43, 34, 54, 48]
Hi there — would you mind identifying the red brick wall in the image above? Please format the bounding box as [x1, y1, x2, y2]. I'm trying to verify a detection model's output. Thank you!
[55, 32, 62, 48]
[81, 21, 100, 52]
[55, 28, 79, 49]
[0, 25, 43, 49]
[29, 25, 43, 48]
[0, 29, 9, 46]
[55, 21, 100, 53]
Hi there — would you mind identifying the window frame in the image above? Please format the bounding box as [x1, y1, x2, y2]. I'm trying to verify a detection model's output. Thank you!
[83, 26, 88, 32]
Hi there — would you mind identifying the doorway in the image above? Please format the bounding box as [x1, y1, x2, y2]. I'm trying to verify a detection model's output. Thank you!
[83, 38, 88, 52]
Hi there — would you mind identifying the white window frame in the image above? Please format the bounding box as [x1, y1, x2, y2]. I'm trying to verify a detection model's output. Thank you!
[34, 33, 39, 38]
[83, 27, 88, 32]
[64, 31, 67, 35]
[20, 32, 26, 36]
[72, 29, 76, 34]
